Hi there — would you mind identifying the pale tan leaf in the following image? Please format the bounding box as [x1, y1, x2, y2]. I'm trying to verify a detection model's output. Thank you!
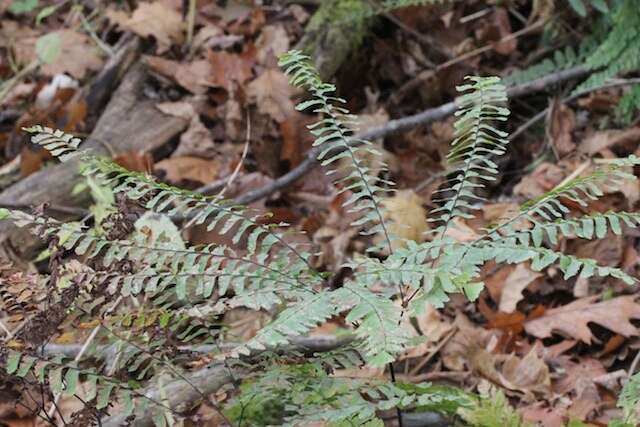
[524, 296, 640, 344]
[580, 127, 640, 156]
[110, 2, 184, 54]
[247, 69, 295, 123]
[146, 56, 210, 95]
[499, 264, 542, 313]
[381, 190, 428, 249]
[155, 156, 221, 185]
[39, 30, 103, 79]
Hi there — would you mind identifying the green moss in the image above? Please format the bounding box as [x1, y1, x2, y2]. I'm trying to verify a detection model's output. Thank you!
[300, 0, 373, 79]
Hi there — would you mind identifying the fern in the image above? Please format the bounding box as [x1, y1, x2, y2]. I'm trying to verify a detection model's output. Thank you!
[576, 0, 640, 92]
[429, 76, 510, 240]
[3, 50, 640, 426]
[279, 50, 394, 252]
[616, 84, 640, 123]
[613, 372, 640, 426]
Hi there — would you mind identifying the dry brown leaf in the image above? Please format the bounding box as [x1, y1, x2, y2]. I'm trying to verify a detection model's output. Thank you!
[109, 2, 184, 54]
[146, 56, 210, 95]
[554, 357, 607, 420]
[580, 127, 640, 156]
[499, 264, 543, 313]
[513, 162, 565, 199]
[247, 69, 295, 123]
[498, 343, 551, 396]
[113, 151, 154, 174]
[207, 49, 254, 91]
[402, 302, 452, 359]
[492, 8, 517, 55]
[381, 190, 428, 250]
[0, 21, 39, 65]
[524, 296, 640, 344]
[256, 25, 290, 64]
[548, 99, 576, 157]
[155, 156, 221, 185]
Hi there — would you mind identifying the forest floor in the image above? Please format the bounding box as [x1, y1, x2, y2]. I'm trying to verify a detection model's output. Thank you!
[1, 1, 640, 426]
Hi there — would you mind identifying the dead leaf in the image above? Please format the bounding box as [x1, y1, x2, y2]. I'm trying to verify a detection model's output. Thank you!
[155, 156, 221, 185]
[207, 49, 254, 91]
[554, 357, 607, 420]
[498, 343, 551, 396]
[521, 404, 566, 427]
[524, 296, 640, 344]
[513, 162, 565, 199]
[499, 264, 543, 313]
[380, 190, 428, 250]
[108, 2, 184, 54]
[113, 151, 154, 174]
[146, 56, 210, 95]
[492, 8, 517, 55]
[580, 127, 640, 156]
[402, 302, 452, 359]
[247, 69, 295, 123]
[256, 25, 290, 64]
[547, 99, 576, 157]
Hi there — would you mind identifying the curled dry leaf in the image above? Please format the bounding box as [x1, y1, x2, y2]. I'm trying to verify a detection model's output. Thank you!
[554, 357, 607, 420]
[498, 263, 543, 313]
[107, 2, 184, 54]
[579, 127, 640, 156]
[547, 99, 576, 157]
[256, 25, 290, 64]
[524, 296, 640, 344]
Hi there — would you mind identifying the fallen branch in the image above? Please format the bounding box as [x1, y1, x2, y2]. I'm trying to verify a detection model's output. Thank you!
[237, 65, 591, 205]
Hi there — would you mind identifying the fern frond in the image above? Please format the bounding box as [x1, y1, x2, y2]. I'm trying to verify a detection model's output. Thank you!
[1, 209, 312, 302]
[482, 238, 637, 284]
[231, 289, 342, 357]
[430, 76, 509, 239]
[483, 157, 640, 242]
[4, 349, 138, 417]
[279, 51, 394, 252]
[23, 126, 313, 272]
[576, 0, 640, 92]
[617, 372, 640, 425]
[340, 282, 410, 366]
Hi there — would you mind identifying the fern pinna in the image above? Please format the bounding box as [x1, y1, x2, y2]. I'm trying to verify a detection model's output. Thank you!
[1, 50, 640, 426]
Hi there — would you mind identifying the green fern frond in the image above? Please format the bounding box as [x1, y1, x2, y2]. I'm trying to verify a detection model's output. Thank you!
[485, 157, 640, 242]
[231, 289, 342, 357]
[341, 282, 409, 366]
[616, 372, 640, 425]
[616, 84, 640, 123]
[4, 349, 138, 416]
[577, 0, 640, 92]
[2, 209, 311, 301]
[279, 50, 394, 252]
[483, 238, 636, 284]
[430, 76, 509, 238]
[23, 126, 313, 271]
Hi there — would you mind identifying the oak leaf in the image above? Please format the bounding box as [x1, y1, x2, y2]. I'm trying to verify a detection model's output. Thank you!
[524, 296, 640, 344]
[108, 2, 184, 54]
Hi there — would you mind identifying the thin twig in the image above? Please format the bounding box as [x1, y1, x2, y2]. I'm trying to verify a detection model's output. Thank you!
[511, 77, 640, 141]
[216, 114, 251, 199]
